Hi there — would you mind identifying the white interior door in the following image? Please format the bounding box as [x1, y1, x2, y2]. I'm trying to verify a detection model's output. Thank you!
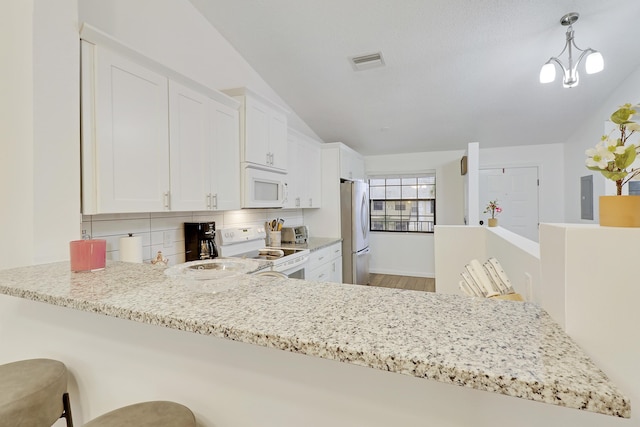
[479, 167, 539, 242]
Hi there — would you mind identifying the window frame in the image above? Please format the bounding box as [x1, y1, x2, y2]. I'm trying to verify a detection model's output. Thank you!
[368, 174, 436, 234]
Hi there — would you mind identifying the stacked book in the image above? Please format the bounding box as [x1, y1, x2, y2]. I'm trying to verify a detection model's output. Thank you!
[459, 258, 522, 300]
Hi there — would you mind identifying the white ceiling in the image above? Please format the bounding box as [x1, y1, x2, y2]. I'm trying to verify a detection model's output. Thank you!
[189, 0, 640, 155]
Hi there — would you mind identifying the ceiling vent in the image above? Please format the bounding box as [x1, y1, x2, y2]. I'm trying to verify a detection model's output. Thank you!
[349, 51, 385, 71]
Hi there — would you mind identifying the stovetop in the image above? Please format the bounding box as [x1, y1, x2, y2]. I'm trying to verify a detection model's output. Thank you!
[216, 226, 309, 270]
[234, 247, 309, 263]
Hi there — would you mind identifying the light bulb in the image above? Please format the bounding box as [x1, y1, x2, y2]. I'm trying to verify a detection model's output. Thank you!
[563, 70, 579, 88]
[539, 62, 556, 83]
[585, 51, 604, 74]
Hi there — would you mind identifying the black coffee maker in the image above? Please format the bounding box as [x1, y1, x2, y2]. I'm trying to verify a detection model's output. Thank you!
[184, 222, 218, 261]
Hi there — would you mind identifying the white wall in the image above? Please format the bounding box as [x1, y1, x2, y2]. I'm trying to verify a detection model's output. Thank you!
[82, 209, 304, 266]
[434, 226, 540, 299]
[0, 1, 34, 269]
[365, 149, 465, 277]
[481, 143, 565, 224]
[77, 0, 320, 142]
[365, 142, 564, 278]
[538, 224, 640, 427]
[563, 66, 640, 223]
[0, 0, 80, 269]
[33, 0, 81, 264]
[434, 226, 487, 293]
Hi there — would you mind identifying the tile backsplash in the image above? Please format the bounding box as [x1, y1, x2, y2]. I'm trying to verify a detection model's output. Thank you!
[82, 209, 304, 266]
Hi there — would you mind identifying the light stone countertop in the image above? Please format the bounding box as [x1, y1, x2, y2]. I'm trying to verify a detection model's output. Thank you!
[274, 237, 342, 252]
[0, 261, 630, 418]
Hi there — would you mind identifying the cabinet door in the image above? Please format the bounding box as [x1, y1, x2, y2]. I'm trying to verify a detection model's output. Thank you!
[93, 46, 170, 213]
[330, 258, 343, 283]
[307, 262, 333, 282]
[300, 138, 322, 207]
[244, 96, 270, 166]
[339, 145, 365, 181]
[269, 110, 288, 170]
[329, 243, 343, 283]
[284, 133, 299, 208]
[211, 100, 241, 211]
[169, 81, 210, 211]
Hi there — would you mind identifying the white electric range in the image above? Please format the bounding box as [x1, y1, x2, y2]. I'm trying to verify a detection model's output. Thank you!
[216, 226, 309, 279]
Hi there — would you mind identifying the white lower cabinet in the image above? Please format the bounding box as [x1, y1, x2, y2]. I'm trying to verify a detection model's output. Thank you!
[306, 242, 342, 283]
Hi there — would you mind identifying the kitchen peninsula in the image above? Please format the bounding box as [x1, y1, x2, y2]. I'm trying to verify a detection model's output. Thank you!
[0, 261, 630, 426]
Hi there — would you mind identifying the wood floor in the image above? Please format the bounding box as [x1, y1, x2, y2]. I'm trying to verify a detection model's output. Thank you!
[367, 273, 435, 293]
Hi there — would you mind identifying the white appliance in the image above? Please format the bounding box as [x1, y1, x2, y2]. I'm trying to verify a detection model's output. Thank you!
[340, 180, 370, 285]
[242, 164, 287, 208]
[216, 226, 309, 279]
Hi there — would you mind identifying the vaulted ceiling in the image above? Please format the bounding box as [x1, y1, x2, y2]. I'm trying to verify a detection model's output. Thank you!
[189, 0, 640, 155]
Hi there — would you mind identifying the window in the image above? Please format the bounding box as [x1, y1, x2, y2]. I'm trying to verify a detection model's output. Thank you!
[369, 175, 435, 233]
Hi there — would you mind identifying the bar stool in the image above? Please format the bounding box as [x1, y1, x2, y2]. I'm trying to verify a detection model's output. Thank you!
[0, 358, 196, 427]
[84, 401, 195, 427]
[0, 358, 72, 426]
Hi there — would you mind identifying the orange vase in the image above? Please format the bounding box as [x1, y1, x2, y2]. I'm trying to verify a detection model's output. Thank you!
[599, 195, 640, 227]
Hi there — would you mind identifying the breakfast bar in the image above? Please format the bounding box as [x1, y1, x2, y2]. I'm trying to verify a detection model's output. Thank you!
[0, 261, 630, 426]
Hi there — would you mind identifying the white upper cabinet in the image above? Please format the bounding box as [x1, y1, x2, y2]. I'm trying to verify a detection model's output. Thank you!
[300, 137, 322, 208]
[284, 134, 299, 208]
[224, 88, 289, 172]
[210, 101, 241, 211]
[339, 144, 365, 181]
[169, 81, 210, 211]
[82, 41, 170, 214]
[80, 26, 241, 214]
[286, 129, 322, 208]
[168, 81, 241, 212]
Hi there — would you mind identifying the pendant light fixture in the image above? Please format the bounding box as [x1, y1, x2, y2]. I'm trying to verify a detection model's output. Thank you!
[539, 12, 604, 88]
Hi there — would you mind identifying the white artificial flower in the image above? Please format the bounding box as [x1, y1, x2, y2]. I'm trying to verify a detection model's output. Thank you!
[585, 143, 614, 169]
[627, 122, 640, 132]
[604, 137, 626, 155]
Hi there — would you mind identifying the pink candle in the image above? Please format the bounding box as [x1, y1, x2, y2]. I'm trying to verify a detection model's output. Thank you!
[70, 239, 106, 272]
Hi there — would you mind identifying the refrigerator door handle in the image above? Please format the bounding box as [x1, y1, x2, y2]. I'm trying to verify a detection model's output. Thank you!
[360, 192, 369, 238]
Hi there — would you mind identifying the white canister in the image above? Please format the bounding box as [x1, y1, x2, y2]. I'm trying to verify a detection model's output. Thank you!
[268, 230, 281, 247]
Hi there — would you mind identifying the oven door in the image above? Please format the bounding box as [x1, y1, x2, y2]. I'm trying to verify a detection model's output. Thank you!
[242, 164, 287, 208]
[272, 250, 309, 279]
[279, 264, 305, 280]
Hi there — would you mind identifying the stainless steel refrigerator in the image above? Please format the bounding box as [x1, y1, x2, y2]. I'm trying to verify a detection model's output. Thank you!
[340, 180, 370, 285]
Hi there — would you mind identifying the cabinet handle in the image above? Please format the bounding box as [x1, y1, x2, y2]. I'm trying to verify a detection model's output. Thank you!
[206, 193, 211, 209]
[318, 256, 324, 261]
[309, 198, 312, 207]
[164, 191, 171, 210]
[318, 273, 326, 279]
[296, 197, 300, 207]
[212, 193, 218, 209]
[266, 153, 270, 165]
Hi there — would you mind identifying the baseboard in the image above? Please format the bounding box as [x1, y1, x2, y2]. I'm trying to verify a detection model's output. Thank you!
[369, 268, 435, 279]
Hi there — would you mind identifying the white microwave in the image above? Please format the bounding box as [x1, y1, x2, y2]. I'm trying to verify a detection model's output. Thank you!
[242, 164, 287, 208]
